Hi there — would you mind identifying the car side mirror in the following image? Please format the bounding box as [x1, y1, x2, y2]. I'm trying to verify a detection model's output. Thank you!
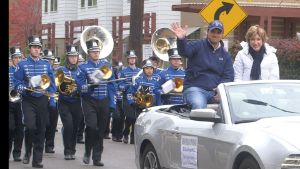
[190, 108, 221, 123]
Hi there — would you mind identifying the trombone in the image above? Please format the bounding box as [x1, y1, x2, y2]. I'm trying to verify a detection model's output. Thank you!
[161, 77, 184, 95]
[173, 77, 183, 93]
[25, 74, 58, 98]
[88, 78, 128, 87]
[87, 65, 127, 86]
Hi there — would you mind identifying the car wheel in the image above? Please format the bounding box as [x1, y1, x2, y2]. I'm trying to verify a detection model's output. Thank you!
[141, 144, 161, 169]
[238, 156, 260, 169]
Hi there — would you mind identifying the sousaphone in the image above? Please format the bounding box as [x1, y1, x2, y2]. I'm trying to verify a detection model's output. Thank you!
[80, 25, 114, 59]
[151, 28, 177, 62]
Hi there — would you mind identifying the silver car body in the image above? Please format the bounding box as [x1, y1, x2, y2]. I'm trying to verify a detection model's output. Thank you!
[134, 80, 300, 169]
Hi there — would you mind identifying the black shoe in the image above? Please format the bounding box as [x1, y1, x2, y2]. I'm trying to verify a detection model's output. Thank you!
[82, 153, 90, 164]
[93, 160, 104, 166]
[45, 147, 55, 153]
[13, 156, 22, 162]
[22, 154, 30, 164]
[64, 155, 72, 160]
[32, 162, 43, 168]
[130, 137, 135, 144]
[77, 139, 85, 144]
[123, 136, 128, 144]
[104, 134, 111, 139]
[112, 136, 122, 142]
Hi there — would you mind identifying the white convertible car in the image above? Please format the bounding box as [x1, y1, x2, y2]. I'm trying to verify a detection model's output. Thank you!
[134, 80, 300, 169]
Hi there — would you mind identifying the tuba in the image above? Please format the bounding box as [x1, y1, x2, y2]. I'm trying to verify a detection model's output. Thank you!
[80, 25, 114, 59]
[151, 28, 177, 62]
[55, 70, 77, 95]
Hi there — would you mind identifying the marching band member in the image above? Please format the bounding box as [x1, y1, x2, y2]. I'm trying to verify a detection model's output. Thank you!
[149, 55, 163, 76]
[14, 36, 56, 168]
[114, 50, 141, 143]
[126, 59, 161, 144]
[42, 49, 59, 154]
[158, 48, 185, 105]
[9, 46, 24, 162]
[76, 53, 86, 144]
[57, 45, 84, 160]
[110, 61, 125, 142]
[78, 39, 116, 166]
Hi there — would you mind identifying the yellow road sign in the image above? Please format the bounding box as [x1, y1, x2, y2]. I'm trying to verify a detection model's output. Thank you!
[200, 0, 248, 37]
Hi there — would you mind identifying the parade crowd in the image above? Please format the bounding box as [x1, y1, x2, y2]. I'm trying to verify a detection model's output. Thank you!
[9, 20, 279, 168]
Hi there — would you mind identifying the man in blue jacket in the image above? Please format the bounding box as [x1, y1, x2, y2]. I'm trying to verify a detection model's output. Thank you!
[116, 50, 141, 144]
[9, 46, 24, 162]
[170, 20, 234, 109]
[78, 39, 116, 166]
[14, 36, 57, 168]
[158, 48, 185, 105]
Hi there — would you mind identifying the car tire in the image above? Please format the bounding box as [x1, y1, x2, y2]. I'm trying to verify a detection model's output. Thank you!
[141, 144, 161, 169]
[238, 156, 260, 169]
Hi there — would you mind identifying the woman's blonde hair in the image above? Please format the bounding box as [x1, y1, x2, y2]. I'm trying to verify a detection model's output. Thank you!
[245, 25, 268, 43]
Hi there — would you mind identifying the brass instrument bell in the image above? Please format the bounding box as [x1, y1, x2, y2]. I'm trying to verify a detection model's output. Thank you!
[151, 28, 177, 62]
[100, 65, 112, 80]
[55, 70, 77, 95]
[40, 74, 51, 89]
[80, 25, 114, 59]
[173, 77, 184, 93]
[133, 92, 154, 109]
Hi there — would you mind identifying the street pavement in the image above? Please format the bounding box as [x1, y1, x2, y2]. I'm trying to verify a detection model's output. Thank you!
[9, 118, 137, 169]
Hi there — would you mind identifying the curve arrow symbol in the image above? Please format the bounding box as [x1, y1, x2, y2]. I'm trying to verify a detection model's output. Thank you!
[214, 2, 234, 20]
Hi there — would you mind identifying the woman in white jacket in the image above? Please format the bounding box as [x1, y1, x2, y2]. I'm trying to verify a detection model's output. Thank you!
[233, 25, 279, 81]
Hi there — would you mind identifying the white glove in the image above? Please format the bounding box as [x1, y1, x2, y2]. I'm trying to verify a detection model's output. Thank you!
[29, 75, 42, 88]
[89, 69, 104, 84]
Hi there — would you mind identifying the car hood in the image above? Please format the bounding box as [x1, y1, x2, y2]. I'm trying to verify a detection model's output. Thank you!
[241, 116, 300, 150]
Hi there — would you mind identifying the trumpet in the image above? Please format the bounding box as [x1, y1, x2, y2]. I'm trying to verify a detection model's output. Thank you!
[55, 70, 77, 95]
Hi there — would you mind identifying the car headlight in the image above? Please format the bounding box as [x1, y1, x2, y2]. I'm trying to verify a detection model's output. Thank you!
[281, 154, 300, 169]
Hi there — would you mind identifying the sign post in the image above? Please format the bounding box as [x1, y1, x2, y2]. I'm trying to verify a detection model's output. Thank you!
[200, 0, 248, 37]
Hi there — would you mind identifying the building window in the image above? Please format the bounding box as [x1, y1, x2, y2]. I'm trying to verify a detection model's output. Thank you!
[50, 0, 57, 11]
[44, 0, 48, 12]
[88, 0, 97, 7]
[81, 0, 85, 7]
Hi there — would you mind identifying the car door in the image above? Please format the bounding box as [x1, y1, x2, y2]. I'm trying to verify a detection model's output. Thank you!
[162, 117, 238, 169]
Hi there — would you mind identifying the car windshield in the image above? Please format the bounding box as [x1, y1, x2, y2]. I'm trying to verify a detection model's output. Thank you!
[226, 83, 300, 123]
